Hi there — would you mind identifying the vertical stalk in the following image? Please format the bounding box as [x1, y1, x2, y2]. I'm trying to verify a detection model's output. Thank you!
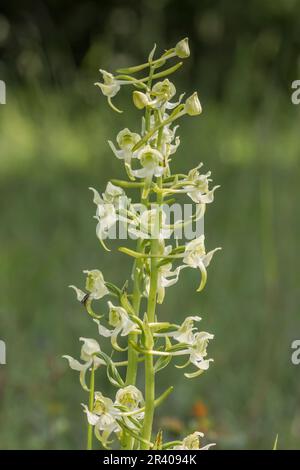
[141, 165, 163, 448]
[125, 62, 158, 449]
[140, 243, 159, 448]
[125, 239, 143, 387]
[87, 363, 95, 450]
[123, 77, 153, 447]
[125, 67, 154, 391]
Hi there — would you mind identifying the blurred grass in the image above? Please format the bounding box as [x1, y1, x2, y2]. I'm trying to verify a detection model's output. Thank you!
[0, 84, 300, 449]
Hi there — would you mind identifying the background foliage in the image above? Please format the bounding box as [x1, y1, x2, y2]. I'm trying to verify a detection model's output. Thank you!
[0, 0, 300, 449]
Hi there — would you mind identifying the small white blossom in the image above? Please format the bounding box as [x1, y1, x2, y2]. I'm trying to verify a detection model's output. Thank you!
[183, 235, 221, 291]
[82, 388, 144, 447]
[172, 316, 202, 343]
[128, 207, 172, 240]
[82, 391, 121, 447]
[90, 182, 126, 206]
[95, 70, 121, 98]
[108, 128, 141, 168]
[115, 385, 144, 411]
[133, 80, 181, 112]
[83, 269, 110, 299]
[173, 432, 215, 450]
[63, 337, 104, 390]
[69, 269, 109, 307]
[183, 165, 220, 204]
[90, 184, 129, 246]
[188, 331, 214, 373]
[94, 302, 137, 351]
[151, 79, 176, 109]
[132, 145, 164, 179]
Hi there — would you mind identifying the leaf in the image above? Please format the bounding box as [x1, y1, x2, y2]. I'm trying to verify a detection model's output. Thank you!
[273, 434, 279, 450]
[154, 354, 172, 373]
[105, 282, 122, 299]
[96, 351, 125, 388]
[117, 420, 153, 448]
[154, 386, 173, 407]
[120, 291, 136, 316]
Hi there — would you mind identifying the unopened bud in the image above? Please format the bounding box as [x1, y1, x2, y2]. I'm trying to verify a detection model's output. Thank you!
[184, 92, 202, 116]
[175, 38, 190, 59]
[133, 91, 149, 109]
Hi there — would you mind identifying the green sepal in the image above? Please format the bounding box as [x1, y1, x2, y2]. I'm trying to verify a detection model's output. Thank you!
[95, 351, 125, 388]
[105, 282, 122, 299]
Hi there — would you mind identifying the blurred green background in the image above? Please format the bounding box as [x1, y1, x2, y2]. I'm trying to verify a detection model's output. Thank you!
[0, 0, 300, 450]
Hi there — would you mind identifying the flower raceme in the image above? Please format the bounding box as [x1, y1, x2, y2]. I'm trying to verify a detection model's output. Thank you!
[64, 38, 219, 451]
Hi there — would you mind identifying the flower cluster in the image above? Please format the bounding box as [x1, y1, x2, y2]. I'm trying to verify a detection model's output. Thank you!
[64, 38, 219, 451]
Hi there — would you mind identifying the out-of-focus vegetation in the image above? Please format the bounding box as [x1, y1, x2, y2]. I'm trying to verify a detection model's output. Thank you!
[0, 0, 300, 449]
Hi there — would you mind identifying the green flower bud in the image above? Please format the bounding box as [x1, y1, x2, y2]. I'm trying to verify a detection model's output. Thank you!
[175, 37, 190, 58]
[133, 91, 149, 109]
[184, 92, 202, 116]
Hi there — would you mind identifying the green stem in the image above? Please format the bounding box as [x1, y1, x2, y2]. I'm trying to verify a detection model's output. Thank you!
[125, 241, 143, 387]
[141, 176, 163, 449]
[124, 71, 153, 394]
[87, 364, 95, 450]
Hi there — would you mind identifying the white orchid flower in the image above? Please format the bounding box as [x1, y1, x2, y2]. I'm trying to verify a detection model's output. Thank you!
[183, 165, 220, 204]
[173, 432, 216, 450]
[95, 70, 121, 98]
[63, 337, 104, 391]
[115, 385, 144, 412]
[94, 69, 132, 113]
[83, 388, 144, 448]
[90, 184, 130, 249]
[158, 125, 181, 167]
[90, 182, 126, 206]
[108, 128, 141, 178]
[154, 316, 201, 343]
[186, 331, 214, 377]
[156, 263, 182, 304]
[172, 316, 202, 343]
[183, 235, 221, 291]
[135, 80, 183, 112]
[134, 145, 164, 180]
[69, 269, 109, 305]
[95, 203, 117, 242]
[83, 269, 110, 299]
[93, 302, 137, 351]
[150, 79, 177, 109]
[144, 321, 213, 378]
[128, 207, 172, 240]
[82, 391, 121, 447]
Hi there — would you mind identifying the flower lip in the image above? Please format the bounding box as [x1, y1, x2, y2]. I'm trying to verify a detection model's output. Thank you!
[139, 146, 163, 169]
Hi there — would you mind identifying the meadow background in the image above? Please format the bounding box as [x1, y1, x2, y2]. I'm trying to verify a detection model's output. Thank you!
[0, 0, 300, 449]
